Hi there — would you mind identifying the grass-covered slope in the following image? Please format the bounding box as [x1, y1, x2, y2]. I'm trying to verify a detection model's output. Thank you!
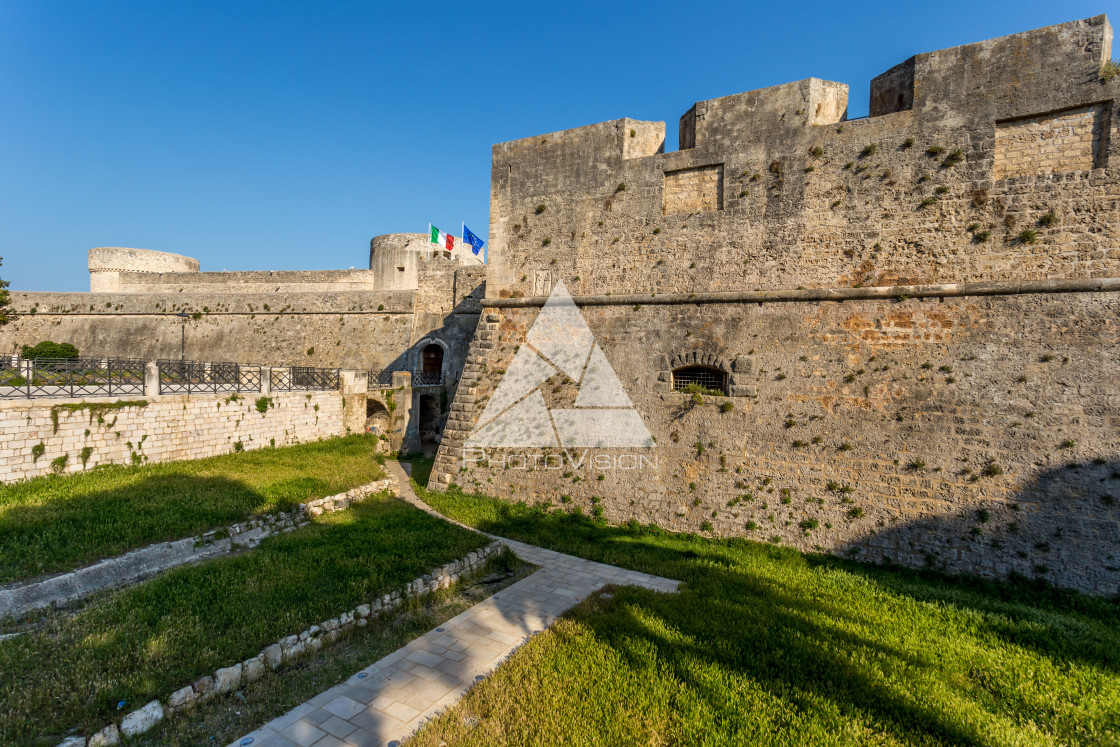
[411, 467, 1120, 746]
[0, 493, 488, 743]
[0, 434, 385, 583]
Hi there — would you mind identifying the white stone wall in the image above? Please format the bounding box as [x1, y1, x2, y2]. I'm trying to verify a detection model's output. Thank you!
[0, 390, 345, 483]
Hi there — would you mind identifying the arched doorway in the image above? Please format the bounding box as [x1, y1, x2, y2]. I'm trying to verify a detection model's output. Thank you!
[418, 343, 443, 386]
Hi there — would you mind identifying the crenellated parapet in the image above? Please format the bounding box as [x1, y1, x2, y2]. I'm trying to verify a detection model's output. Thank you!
[487, 15, 1118, 300]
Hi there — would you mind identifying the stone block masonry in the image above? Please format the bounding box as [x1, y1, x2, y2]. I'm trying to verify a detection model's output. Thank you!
[485, 17, 1118, 301]
[435, 286, 1120, 597]
[994, 103, 1111, 179]
[0, 389, 344, 484]
[662, 164, 723, 214]
[432, 15, 1120, 597]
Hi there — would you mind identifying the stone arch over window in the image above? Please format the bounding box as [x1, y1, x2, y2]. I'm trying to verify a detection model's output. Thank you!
[365, 398, 391, 434]
[412, 337, 449, 386]
[661, 351, 733, 395]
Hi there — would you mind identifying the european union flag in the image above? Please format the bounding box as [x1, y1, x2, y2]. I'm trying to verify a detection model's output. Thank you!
[462, 223, 485, 255]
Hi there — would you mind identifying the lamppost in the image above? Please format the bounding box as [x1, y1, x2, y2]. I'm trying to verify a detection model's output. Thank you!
[177, 312, 189, 361]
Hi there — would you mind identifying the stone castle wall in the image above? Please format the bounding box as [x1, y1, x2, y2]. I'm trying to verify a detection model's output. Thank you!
[0, 264, 486, 378]
[435, 287, 1120, 595]
[433, 15, 1120, 595]
[89, 247, 200, 293]
[111, 269, 381, 294]
[0, 389, 344, 483]
[485, 17, 1117, 301]
[0, 290, 418, 371]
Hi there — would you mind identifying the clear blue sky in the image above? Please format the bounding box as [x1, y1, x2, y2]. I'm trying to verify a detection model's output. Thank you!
[1, 0, 1113, 291]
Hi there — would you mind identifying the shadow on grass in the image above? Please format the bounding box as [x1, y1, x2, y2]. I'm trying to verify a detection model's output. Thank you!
[0, 493, 489, 744]
[0, 474, 295, 584]
[418, 487, 1120, 744]
[0, 435, 386, 584]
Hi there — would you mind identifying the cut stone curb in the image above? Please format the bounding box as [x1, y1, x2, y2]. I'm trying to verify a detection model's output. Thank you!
[5, 476, 397, 620]
[56, 535, 503, 745]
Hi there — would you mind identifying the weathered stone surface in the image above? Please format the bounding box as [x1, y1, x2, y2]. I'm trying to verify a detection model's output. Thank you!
[261, 644, 283, 669]
[88, 723, 120, 747]
[120, 700, 163, 737]
[0, 389, 352, 485]
[167, 685, 196, 710]
[242, 656, 266, 683]
[57, 737, 85, 747]
[192, 675, 215, 701]
[428, 16, 1120, 599]
[213, 663, 242, 695]
[282, 638, 305, 661]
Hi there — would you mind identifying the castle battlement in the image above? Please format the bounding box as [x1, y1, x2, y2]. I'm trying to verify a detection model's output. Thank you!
[432, 14, 1120, 597]
[486, 15, 1117, 301]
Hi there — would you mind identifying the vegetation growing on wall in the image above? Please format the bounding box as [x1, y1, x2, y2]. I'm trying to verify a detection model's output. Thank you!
[0, 257, 9, 326]
[50, 400, 149, 434]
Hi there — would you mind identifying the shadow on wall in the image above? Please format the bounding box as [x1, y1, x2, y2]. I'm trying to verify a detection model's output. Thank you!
[840, 459, 1120, 596]
[373, 282, 483, 385]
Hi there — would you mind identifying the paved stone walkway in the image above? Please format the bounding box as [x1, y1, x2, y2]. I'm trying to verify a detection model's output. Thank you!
[229, 462, 678, 747]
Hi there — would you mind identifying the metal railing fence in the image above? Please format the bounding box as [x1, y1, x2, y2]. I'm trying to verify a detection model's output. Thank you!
[271, 366, 340, 391]
[157, 360, 263, 394]
[0, 357, 146, 399]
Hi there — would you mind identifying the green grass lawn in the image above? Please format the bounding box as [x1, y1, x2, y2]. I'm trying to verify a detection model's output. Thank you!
[0, 492, 489, 744]
[407, 460, 1120, 746]
[130, 550, 533, 747]
[0, 434, 385, 584]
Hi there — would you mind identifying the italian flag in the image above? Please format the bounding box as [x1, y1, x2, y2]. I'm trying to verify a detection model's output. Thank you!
[429, 224, 454, 251]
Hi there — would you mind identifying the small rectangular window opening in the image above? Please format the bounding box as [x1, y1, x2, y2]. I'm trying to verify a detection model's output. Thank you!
[671, 366, 727, 395]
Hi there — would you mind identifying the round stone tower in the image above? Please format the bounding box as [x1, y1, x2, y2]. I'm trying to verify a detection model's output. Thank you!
[88, 247, 200, 292]
[368, 233, 430, 290]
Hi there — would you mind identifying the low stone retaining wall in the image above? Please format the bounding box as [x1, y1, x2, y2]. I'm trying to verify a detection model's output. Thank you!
[0, 388, 350, 484]
[1, 478, 397, 620]
[57, 540, 505, 747]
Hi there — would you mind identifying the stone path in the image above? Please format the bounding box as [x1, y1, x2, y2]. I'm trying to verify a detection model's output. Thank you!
[229, 462, 678, 747]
